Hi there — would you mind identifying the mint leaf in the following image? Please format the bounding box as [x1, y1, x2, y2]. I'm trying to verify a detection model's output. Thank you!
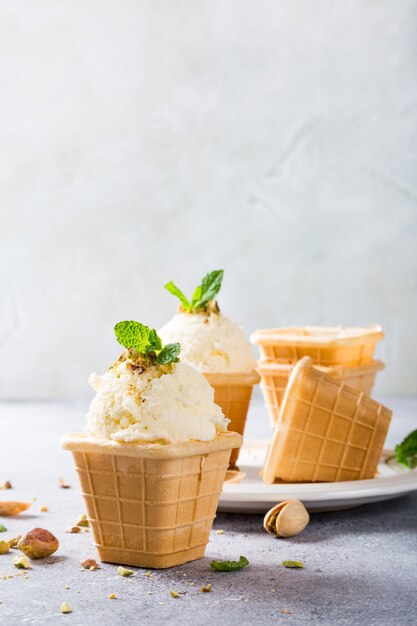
[164, 281, 192, 310]
[282, 560, 304, 569]
[146, 328, 162, 353]
[114, 321, 154, 351]
[395, 429, 417, 468]
[191, 270, 224, 309]
[157, 343, 181, 365]
[210, 555, 249, 571]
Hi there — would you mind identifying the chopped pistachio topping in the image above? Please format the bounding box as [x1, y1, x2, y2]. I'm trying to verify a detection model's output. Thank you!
[0, 540, 10, 555]
[170, 591, 180, 598]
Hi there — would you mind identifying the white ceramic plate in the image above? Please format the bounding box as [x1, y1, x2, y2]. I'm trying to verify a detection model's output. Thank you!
[218, 440, 417, 513]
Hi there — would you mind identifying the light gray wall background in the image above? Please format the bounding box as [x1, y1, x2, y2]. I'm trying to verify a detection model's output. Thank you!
[1, 0, 416, 400]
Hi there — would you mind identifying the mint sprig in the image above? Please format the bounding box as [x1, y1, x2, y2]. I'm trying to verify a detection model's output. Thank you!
[210, 555, 249, 571]
[114, 321, 180, 365]
[394, 429, 417, 469]
[165, 270, 224, 312]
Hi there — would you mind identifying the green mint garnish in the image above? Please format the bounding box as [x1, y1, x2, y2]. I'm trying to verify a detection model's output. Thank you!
[115, 321, 156, 353]
[210, 555, 249, 571]
[282, 560, 304, 569]
[0, 524, 7, 533]
[114, 321, 180, 365]
[394, 429, 417, 469]
[157, 343, 181, 365]
[165, 270, 224, 312]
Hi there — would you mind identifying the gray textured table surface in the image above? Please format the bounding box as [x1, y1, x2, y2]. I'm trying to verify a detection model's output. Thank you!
[0, 393, 416, 626]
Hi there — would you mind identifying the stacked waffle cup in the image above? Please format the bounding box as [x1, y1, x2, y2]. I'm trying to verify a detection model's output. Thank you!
[262, 357, 392, 483]
[251, 325, 385, 426]
[61, 432, 242, 568]
[204, 371, 260, 468]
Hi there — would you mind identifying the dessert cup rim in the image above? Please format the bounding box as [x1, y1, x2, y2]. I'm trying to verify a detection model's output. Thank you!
[203, 370, 260, 385]
[60, 430, 242, 459]
[250, 324, 383, 346]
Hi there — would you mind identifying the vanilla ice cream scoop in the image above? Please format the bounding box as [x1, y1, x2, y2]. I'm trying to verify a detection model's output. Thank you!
[85, 355, 228, 444]
[159, 311, 256, 373]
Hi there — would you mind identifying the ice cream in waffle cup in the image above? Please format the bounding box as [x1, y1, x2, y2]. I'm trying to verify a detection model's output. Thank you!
[258, 360, 385, 427]
[251, 325, 384, 367]
[262, 357, 392, 484]
[61, 431, 241, 569]
[204, 371, 260, 468]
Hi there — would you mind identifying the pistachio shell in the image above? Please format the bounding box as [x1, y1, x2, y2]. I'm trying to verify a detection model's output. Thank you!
[275, 500, 309, 537]
[263, 499, 309, 537]
[263, 501, 288, 534]
[0, 501, 31, 516]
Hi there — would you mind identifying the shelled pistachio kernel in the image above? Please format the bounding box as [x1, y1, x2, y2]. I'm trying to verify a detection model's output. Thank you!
[263, 499, 309, 538]
[60, 602, 72, 613]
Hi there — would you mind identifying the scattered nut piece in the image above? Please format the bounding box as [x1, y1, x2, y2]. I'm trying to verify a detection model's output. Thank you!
[264, 500, 309, 538]
[170, 591, 180, 598]
[60, 602, 72, 614]
[215, 530, 224, 535]
[117, 566, 134, 577]
[281, 560, 304, 569]
[58, 478, 71, 489]
[39, 505, 48, 513]
[13, 556, 31, 569]
[64, 585, 70, 589]
[200, 584, 212, 593]
[75, 514, 89, 528]
[145, 571, 152, 577]
[0, 525, 7, 533]
[0, 501, 31, 516]
[66, 526, 81, 534]
[7, 535, 21, 549]
[189, 582, 195, 586]
[81, 559, 100, 570]
[0, 481, 12, 490]
[18, 528, 59, 559]
[108, 593, 117, 600]
[0, 541, 10, 555]
[281, 610, 293, 615]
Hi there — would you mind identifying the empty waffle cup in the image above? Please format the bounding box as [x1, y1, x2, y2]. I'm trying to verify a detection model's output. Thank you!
[61, 431, 242, 569]
[204, 371, 260, 468]
[251, 325, 384, 366]
[261, 357, 392, 484]
[258, 360, 385, 426]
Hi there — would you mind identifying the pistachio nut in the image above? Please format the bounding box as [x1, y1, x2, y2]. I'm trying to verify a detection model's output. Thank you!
[263, 499, 309, 538]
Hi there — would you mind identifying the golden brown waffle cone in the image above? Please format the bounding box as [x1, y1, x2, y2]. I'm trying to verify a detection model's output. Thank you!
[204, 371, 260, 468]
[251, 325, 383, 366]
[262, 357, 392, 484]
[61, 431, 242, 569]
[258, 360, 385, 426]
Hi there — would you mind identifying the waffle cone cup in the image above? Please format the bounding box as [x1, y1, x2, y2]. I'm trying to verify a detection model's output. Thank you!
[251, 325, 383, 366]
[258, 360, 385, 427]
[61, 431, 242, 569]
[262, 357, 392, 484]
[204, 371, 260, 468]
